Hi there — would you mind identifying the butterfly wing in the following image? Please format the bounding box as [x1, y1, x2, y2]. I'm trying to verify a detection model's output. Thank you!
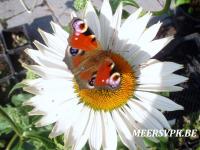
[68, 18, 101, 51]
[64, 47, 110, 89]
[64, 17, 121, 89]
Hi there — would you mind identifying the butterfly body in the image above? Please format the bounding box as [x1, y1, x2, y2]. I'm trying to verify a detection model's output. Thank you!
[64, 18, 121, 90]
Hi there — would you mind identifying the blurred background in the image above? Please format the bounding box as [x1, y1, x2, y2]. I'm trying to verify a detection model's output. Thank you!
[0, 0, 199, 149]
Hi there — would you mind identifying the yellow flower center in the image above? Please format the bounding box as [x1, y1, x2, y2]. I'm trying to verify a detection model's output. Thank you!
[74, 52, 136, 111]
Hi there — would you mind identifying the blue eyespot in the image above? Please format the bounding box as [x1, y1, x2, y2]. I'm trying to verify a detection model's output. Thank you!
[69, 47, 79, 56]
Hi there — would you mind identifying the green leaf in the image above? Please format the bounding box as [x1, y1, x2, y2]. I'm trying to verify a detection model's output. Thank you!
[12, 144, 25, 150]
[158, 136, 168, 143]
[74, 0, 88, 11]
[8, 82, 26, 97]
[160, 92, 170, 97]
[122, 0, 139, 7]
[117, 137, 129, 149]
[6, 134, 18, 150]
[160, 141, 168, 150]
[144, 137, 169, 149]
[26, 140, 47, 150]
[175, 0, 191, 7]
[144, 137, 157, 147]
[152, 0, 172, 16]
[0, 106, 22, 136]
[19, 142, 36, 150]
[3, 105, 31, 132]
[0, 118, 12, 135]
[0, 107, 13, 136]
[11, 93, 33, 107]
[23, 131, 56, 149]
[26, 70, 39, 80]
[53, 136, 64, 149]
[109, 0, 139, 12]
[122, 10, 130, 19]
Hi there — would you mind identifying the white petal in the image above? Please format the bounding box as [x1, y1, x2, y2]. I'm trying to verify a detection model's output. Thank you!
[50, 21, 69, 43]
[112, 3, 122, 31]
[118, 109, 150, 149]
[119, 108, 145, 130]
[109, 3, 122, 50]
[23, 85, 75, 98]
[28, 96, 77, 114]
[119, 44, 140, 63]
[138, 74, 188, 86]
[38, 29, 67, 56]
[23, 79, 75, 98]
[142, 59, 161, 66]
[131, 37, 173, 66]
[137, 84, 184, 92]
[129, 50, 151, 67]
[120, 108, 159, 143]
[23, 86, 77, 109]
[24, 82, 75, 102]
[84, 1, 101, 40]
[141, 37, 173, 53]
[35, 114, 57, 127]
[49, 103, 83, 138]
[120, 8, 142, 33]
[101, 112, 117, 150]
[68, 108, 94, 150]
[28, 108, 45, 116]
[138, 22, 162, 44]
[128, 12, 152, 43]
[133, 100, 171, 129]
[23, 64, 73, 79]
[89, 112, 102, 150]
[23, 86, 41, 95]
[33, 40, 63, 60]
[124, 102, 163, 130]
[100, 0, 113, 49]
[142, 36, 172, 54]
[28, 78, 74, 91]
[25, 49, 69, 71]
[135, 91, 184, 111]
[112, 110, 136, 149]
[22, 78, 43, 86]
[117, 11, 151, 51]
[35, 100, 78, 127]
[139, 61, 183, 77]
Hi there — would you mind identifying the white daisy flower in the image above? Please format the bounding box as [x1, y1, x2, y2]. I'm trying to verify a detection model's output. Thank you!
[22, 0, 188, 149]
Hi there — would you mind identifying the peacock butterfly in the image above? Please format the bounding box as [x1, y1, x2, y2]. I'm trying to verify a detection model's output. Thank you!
[63, 17, 121, 90]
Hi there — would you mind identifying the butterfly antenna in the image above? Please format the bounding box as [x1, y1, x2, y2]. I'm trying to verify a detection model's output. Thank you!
[70, 11, 77, 20]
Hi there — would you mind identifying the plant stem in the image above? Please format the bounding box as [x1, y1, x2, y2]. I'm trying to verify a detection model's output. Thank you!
[123, 0, 139, 8]
[152, 0, 172, 16]
[6, 134, 18, 150]
[23, 131, 56, 148]
[0, 106, 22, 136]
